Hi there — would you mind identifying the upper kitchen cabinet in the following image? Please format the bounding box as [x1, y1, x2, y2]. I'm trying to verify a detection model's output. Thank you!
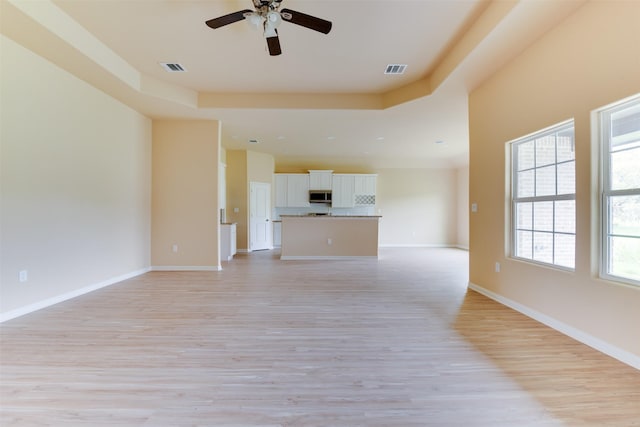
[333, 174, 377, 208]
[275, 174, 310, 208]
[332, 174, 355, 208]
[308, 170, 333, 190]
[354, 174, 377, 206]
[354, 174, 376, 196]
[275, 174, 287, 207]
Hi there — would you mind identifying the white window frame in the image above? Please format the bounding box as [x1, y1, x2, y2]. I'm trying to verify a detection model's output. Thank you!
[599, 94, 640, 286]
[510, 120, 576, 270]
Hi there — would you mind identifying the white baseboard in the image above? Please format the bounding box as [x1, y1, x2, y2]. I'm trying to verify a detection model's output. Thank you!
[151, 265, 221, 271]
[468, 282, 640, 370]
[0, 267, 150, 323]
[280, 255, 378, 260]
[379, 244, 454, 248]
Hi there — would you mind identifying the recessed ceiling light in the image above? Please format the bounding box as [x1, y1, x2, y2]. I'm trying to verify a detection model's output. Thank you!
[435, 140, 445, 144]
[376, 136, 385, 141]
[327, 136, 336, 140]
[277, 136, 286, 140]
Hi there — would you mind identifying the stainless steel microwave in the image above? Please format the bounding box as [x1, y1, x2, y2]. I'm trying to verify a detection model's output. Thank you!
[309, 190, 332, 203]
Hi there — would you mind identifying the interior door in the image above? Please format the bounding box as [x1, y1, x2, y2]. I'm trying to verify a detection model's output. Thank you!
[250, 182, 272, 251]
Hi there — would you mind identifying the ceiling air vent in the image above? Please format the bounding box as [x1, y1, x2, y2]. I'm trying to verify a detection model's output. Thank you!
[384, 64, 407, 75]
[160, 62, 187, 72]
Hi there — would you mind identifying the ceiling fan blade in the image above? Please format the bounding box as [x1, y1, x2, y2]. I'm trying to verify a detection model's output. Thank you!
[280, 8, 332, 34]
[266, 34, 282, 56]
[205, 9, 253, 29]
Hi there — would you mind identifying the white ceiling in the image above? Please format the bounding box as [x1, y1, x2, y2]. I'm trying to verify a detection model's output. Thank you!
[1, 0, 586, 169]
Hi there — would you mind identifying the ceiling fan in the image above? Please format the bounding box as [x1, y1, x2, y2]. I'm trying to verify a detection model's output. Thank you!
[205, 0, 332, 56]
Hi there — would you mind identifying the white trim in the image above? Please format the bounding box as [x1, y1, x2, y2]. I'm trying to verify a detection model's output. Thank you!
[510, 121, 576, 268]
[598, 95, 640, 286]
[379, 244, 454, 248]
[0, 268, 150, 323]
[280, 256, 378, 260]
[468, 282, 640, 370]
[151, 265, 221, 271]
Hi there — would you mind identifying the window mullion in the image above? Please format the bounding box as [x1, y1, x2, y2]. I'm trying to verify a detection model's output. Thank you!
[552, 200, 556, 264]
[604, 188, 640, 197]
[510, 120, 575, 270]
[515, 194, 575, 203]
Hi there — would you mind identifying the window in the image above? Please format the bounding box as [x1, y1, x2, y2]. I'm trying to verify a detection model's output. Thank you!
[510, 122, 575, 269]
[600, 95, 640, 285]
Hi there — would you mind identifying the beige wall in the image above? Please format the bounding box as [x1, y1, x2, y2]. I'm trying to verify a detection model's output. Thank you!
[247, 151, 275, 183]
[151, 120, 220, 268]
[226, 150, 248, 250]
[376, 168, 458, 247]
[457, 166, 469, 249]
[0, 35, 151, 318]
[469, 1, 640, 359]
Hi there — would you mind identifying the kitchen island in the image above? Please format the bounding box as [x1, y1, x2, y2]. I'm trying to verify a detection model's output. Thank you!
[280, 215, 381, 260]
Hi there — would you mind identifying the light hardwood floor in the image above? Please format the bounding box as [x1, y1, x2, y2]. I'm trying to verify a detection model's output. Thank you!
[1, 248, 639, 426]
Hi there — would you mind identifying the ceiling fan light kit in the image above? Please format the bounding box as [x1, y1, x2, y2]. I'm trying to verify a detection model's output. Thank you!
[245, 12, 263, 29]
[205, 0, 332, 56]
[267, 11, 282, 25]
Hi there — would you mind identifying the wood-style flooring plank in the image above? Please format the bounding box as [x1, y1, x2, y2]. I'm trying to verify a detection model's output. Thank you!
[1, 248, 639, 426]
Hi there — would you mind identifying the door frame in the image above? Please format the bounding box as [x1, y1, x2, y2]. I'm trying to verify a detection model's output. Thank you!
[249, 181, 272, 251]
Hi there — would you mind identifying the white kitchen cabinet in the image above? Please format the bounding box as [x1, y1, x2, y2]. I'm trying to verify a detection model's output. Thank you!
[219, 162, 227, 209]
[332, 174, 355, 208]
[273, 221, 282, 247]
[287, 174, 310, 207]
[275, 174, 288, 207]
[274, 174, 310, 208]
[333, 174, 377, 208]
[220, 223, 237, 261]
[354, 174, 377, 206]
[354, 174, 376, 195]
[308, 170, 333, 190]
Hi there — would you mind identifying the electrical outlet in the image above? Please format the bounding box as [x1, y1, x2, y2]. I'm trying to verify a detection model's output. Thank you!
[19, 270, 28, 282]
[495, 262, 501, 273]
[471, 203, 478, 213]
[172, 244, 178, 253]
[327, 238, 332, 245]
